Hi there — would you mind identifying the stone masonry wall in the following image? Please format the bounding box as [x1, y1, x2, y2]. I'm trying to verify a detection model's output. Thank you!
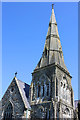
[1, 79, 25, 119]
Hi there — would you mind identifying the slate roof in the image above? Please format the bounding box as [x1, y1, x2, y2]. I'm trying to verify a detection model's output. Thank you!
[15, 77, 31, 109]
[74, 100, 80, 109]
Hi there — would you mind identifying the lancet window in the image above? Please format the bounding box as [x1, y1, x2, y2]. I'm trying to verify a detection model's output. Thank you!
[32, 84, 35, 100]
[4, 102, 13, 119]
[56, 78, 58, 96]
[47, 84, 49, 96]
[43, 84, 44, 97]
[45, 47, 47, 57]
[38, 85, 41, 97]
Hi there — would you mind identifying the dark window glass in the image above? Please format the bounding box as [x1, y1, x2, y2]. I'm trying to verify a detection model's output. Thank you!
[56, 78, 58, 96]
[11, 87, 14, 92]
[47, 84, 49, 96]
[38, 85, 40, 97]
[45, 47, 47, 57]
[33, 85, 35, 95]
[43, 85, 44, 96]
[61, 82, 63, 87]
[32, 84, 35, 100]
[63, 84, 65, 88]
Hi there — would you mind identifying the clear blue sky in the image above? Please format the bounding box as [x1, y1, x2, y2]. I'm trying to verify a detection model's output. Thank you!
[2, 2, 78, 100]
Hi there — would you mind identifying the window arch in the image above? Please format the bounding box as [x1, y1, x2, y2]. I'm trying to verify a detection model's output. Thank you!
[45, 47, 47, 57]
[42, 84, 44, 97]
[56, 78, 58, 96]
[4, 102, 13, 119]
[47, 84, 49, 96]
[38, 85, 41, 97]
[65, 108, 70, 115]
[33, 84, 35, 96]
[61, 82, 63, 87]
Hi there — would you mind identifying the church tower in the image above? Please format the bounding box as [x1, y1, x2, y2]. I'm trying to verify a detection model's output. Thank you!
[30, 5, 74, 119]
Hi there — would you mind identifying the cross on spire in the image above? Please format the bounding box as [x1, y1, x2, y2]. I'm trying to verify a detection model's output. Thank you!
[52, 4, 54, 9]
[15, 72, 17, 77]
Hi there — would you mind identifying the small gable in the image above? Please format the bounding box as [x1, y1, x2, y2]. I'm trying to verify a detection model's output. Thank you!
[1, 77, 30, 119]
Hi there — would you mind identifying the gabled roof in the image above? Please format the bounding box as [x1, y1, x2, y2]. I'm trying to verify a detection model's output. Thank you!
[15, 77, 31, 109]
[1, 77, 31, 110]
[34, 5, 70, 75]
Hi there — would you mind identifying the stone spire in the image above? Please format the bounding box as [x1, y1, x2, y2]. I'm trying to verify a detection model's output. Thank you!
[34, 5, 69, 74]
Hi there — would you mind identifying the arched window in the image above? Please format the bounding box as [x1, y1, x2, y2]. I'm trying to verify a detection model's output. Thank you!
[56, 78, 58, 96]
[45, 47, 47, 57]
[11, 87, 14, 92]
[46, 109, 49, 119]
[43, 85, 44, 97]
[38, 85, 40, 97]
[33, 84, 35, 96]
[4, 102, 13, 119]
[61, 82, 63, 87]
[63, 84, 65, 88]
[47, 84, 49, 96]
[65, 108, 70, 115]
[32, 83, 35, 100]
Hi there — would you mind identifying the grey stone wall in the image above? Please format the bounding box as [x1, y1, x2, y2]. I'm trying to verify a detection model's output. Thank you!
[30, 65, 56, 118]
[31, 65, 55, 102]
[56, 67, 74, 106]
[55, 67, 74, 118]
[1, 79, 26, 119]
[30, 64, 75, 119]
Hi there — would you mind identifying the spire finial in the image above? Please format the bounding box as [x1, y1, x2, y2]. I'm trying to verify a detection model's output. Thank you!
[15, 72, 17, 77]
[52, 4, 54, 9]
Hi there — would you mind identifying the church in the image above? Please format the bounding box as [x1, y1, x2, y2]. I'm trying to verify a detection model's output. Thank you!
[0, 4, 76, 119]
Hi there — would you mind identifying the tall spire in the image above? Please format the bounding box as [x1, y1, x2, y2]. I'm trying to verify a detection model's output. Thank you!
[34, 5, 69, 74]
[47, 4, 59, 38]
